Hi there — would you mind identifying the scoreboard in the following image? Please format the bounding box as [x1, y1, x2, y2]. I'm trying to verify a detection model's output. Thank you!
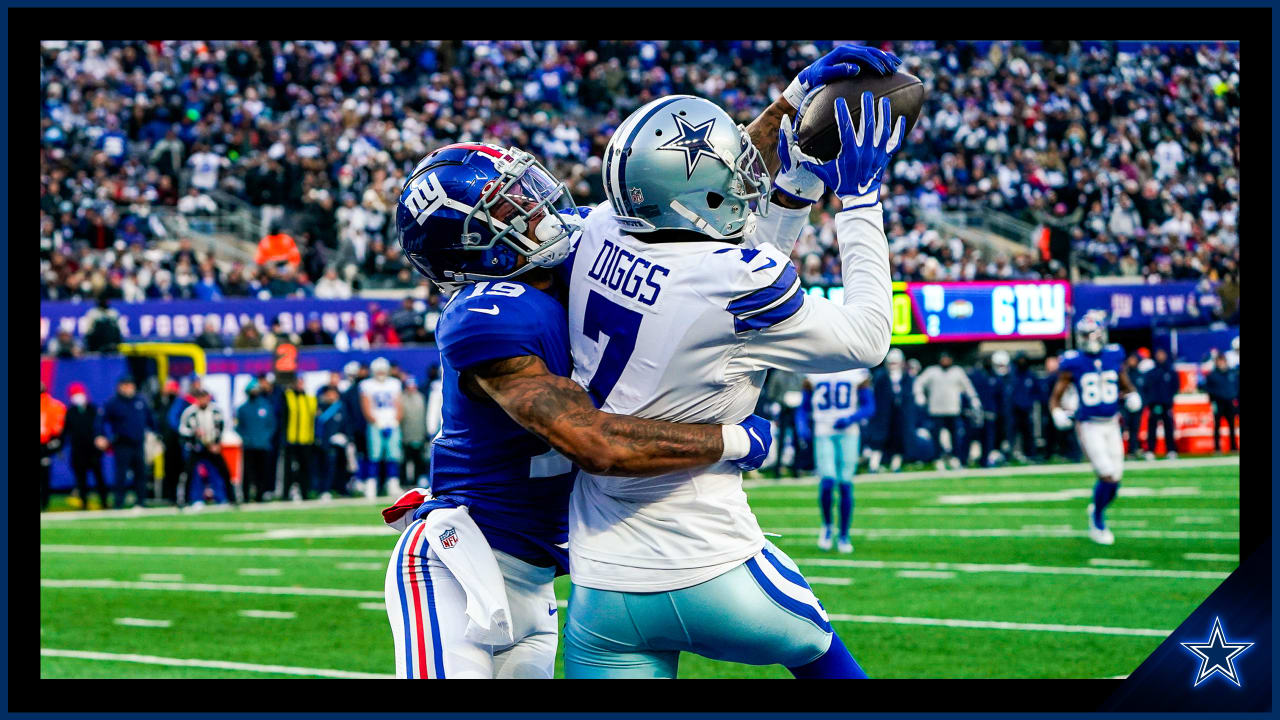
[806, 280, 1072, 344]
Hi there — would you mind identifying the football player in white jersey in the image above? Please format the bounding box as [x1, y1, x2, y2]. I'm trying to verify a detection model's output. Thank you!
[561, 46, 904, 678]
[360, 357, 404, 498]
[807, 367, 874, 553]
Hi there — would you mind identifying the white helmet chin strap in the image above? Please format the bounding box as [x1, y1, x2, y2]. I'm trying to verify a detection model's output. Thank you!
[669, 200, 740, 240]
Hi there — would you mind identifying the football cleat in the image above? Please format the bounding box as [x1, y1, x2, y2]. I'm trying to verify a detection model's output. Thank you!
[818, 526, 835, 551]
[837, 537, 854, 554]
[1086, 504, 1115, 545]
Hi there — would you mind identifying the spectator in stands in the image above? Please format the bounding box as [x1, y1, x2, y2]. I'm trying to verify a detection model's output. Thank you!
[915, 352, 982, 471]
[314, 267, 353, 299]
[1143, 348, 1180, 460]
[256, 225, 302, 268]
[83, 297, 123, 353]
[40, 382, 67, 511]
[390, 298, 425, 343]
[45, 328, 82, 359]
[179, 389, 235, 507]
[100, 375, 155, 508]
[335, 318, 371, 352]
[400, 375, 429, 486]
[64, 382, 109, 510]
[366, 310, 401, 348]
[1202, 353, 1239, 453]
[299, 313, 334, 347]
[194, 324, 226, 350]
[282, 376, 318, 501]
[866, 348, 916, 473]
[232, 323, 266, 350]
[235, 378, 278, 502]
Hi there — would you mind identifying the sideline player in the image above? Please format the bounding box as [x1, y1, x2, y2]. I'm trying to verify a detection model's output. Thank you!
[387, 141, 774, 679]
[808, 368, 875, 553]
[360, 357, 404, 498]
[1048, 312, 1143, 545]
[563, 46, 903, 679]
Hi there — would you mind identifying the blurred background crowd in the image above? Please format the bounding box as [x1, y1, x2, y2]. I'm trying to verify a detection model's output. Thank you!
[41, 39, 1239, 311]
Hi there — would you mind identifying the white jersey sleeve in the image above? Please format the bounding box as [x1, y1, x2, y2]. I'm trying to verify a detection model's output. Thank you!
[730, 205, 892, 375]
[740, 203, 810, 256]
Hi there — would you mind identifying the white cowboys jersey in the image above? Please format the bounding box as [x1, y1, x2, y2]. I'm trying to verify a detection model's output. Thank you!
[808, 368, 870, 436]
[360, 376, 403, 428]
[565, 201, 892, 592]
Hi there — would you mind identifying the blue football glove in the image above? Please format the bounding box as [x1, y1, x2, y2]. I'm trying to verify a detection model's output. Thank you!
[802, 92, 906, 210]
[832, 416, 856, 432]
[784, 45, 903, 109]
[731, 414, 774, 472]
[774, 110, 825, 205]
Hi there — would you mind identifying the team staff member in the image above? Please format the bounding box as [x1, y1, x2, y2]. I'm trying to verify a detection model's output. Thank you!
[65, 382, 110, 510]
[915, 352, 981, 470]
[40, 383, 67, 511]
[236, 378, 278, 502]
[283, 376, 318, 501]
[179, 389, 236, 506]
[101, 376, 155, 509]
[399, 375, 430, 487]
[1202, 353, 1239, 453]
[1144, 348, 1180, 459]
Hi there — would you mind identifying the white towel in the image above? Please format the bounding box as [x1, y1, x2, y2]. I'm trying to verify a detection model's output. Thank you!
[421, 505, 515, 647]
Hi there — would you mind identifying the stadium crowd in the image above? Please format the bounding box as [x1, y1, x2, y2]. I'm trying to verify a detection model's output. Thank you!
[40, 39, 1239, 304]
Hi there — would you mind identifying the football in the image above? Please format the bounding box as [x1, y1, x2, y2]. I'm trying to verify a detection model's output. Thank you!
[794, 70, 926, 163]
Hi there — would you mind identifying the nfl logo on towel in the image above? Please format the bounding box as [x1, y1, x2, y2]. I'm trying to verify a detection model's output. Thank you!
[439, 528, 458, 549]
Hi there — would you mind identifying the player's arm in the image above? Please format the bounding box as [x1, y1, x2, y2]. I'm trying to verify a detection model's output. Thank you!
[466, 354, 765, 477]
[1118, 367, 1143, 412]
[1048, 370, 1076, 429]
[360, 392, 376, 424]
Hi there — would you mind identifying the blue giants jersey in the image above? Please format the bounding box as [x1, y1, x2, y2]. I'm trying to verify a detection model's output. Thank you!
[1059, 344, 1127, 421]
[420, 279, 575, 573]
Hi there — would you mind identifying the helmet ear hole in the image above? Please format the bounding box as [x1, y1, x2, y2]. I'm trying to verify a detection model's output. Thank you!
[706, 192, 724, 209]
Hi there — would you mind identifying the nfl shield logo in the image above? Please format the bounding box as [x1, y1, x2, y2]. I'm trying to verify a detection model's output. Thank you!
[630, 186, 644, 204]
[439, 528, 458, 549]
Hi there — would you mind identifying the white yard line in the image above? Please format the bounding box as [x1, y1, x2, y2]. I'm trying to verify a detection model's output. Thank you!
[794, 557, 1229, 581]
[827, 615, 1172, 638]
[225, 526, 393, 541]
[139, 573, 184, 582]
[743, 455, 1238, 489]
[895, 570, 957, 580]
[767, 527, 1237, 541]
[358, 602, 386, 611]
[40, 648, 392, 679]
[1184, 552, 1238, 562]
[805, 576, 854, 586]
[237, 568, 282, 577]
[751, 506, 1237, 517]
[935, 486, 1205, 505]
[41, 544, 388, 559]
[239, 610, 296, 620]
[336, 562, 385, 571]
[1174, 516, 1221, 524]
[113, 618, 171, 628]
[1088, 558, 1151, 568]
[41, 578, 382, 599]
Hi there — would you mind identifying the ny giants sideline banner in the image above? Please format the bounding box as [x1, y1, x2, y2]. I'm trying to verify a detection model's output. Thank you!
[39, 298, 407, 344]
[1071, 281, 1222, 330]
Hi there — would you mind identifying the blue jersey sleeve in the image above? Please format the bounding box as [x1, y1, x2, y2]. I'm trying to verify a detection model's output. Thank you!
[436, 282, 562, 373]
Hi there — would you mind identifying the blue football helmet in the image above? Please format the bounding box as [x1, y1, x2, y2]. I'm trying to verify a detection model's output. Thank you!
[396, 143, 577, 292]
[1075, 311, 1108, 354]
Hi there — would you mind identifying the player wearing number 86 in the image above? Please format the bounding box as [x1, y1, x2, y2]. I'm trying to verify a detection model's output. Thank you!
[1049, 311, 1143, 545]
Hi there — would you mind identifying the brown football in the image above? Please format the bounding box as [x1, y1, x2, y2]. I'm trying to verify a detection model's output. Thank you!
[794, 70, 926, 163]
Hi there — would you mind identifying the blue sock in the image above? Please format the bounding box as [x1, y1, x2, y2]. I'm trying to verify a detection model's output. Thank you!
[837, 481, 854, 540]
[819, 478, 834, 528]
[360, 459, 374, 482]
[1092, 480, 1119, 528]
[385, 461, 401, 481]
[788, 632, 868, 679]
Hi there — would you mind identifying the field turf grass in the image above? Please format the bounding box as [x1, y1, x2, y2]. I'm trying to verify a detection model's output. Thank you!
[39, 457, 1238, 679]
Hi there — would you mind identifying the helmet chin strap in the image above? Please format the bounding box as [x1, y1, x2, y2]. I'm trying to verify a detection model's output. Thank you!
[669, 200, 740, 240]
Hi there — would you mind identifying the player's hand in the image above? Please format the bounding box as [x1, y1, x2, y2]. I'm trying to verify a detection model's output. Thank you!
[95, 436, 110, 451]
[330, 433, 348, 447]
[784, 44, 903, 109]
[728, 415, 774, 472]
[802, 93, 905, 210]
[1123, 392, 1143, 413]
[774, 111, 825, 205]
[1051, 407, 1074, 430]
[380, 427, 393, 439]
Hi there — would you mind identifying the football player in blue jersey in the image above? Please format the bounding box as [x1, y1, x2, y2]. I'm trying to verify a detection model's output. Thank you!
[383, 141, 774, 679]
[1048, 311, 1143, 545]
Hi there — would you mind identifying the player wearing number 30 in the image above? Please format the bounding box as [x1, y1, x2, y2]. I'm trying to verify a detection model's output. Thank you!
[563, 46, 902, 679]
[807, 368, 875, 554]
[386, 142, 776, 678]
[1049, 312, 1142, 545]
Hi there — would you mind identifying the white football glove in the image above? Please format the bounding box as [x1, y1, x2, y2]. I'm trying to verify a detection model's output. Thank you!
[1124, 392, 1143, 413]
[774, 112, 824, 205]
[1051, 406, 1074, 431]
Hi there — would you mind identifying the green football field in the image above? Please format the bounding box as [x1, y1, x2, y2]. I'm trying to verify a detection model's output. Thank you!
[39, 456, 1239, 679]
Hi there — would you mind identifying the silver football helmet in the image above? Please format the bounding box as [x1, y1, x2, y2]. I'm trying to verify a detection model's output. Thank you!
[603, 95, 770, 240]
[1075, 311, 1108, 354]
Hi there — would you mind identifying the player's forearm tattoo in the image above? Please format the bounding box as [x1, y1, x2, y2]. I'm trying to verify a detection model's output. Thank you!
[468, 355, 724, 476]
[745, 97, 791, 176]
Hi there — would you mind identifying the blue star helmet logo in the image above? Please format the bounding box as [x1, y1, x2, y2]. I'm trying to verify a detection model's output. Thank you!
[657, 114, 724, 179]
[1181, 616, 1254, 687]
